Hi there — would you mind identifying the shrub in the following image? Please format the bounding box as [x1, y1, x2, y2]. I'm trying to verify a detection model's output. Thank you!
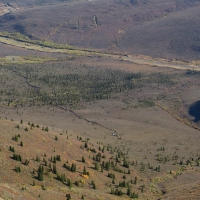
[14, 166, 21, 173]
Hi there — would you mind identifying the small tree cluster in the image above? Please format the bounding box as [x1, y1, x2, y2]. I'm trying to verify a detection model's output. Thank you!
[9, 146, 15, 152]
[12, 134, 20, 142]
[14, 166, 21, 173]
[13, 153, 22, 162]
[63, 163, 76, 172]
[57, 173, 67, 183]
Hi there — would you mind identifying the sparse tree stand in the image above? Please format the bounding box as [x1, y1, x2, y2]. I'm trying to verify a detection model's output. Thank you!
[13, 153, 22, 162]
[57, 173, 66, 183]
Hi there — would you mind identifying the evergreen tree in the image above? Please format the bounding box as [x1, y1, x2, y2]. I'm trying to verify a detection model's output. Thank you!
[84, 142, 88, 148]
[53, 164, 57, 174]
[82, 156, 85, 163]
[111, 188, 114, 195]
[94, 162, 99, 171]
[20, 141, 23, 147]
[71, 163, 76, 172]
[83, 166, 87, 175]
[68, 179, 72, 189]
[134, 177, 137, 184]
[38, 171, 43, 181]
[127, 187, 131, 196]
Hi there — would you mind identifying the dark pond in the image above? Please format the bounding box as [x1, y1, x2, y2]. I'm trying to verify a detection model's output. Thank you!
[189, 100, 200, 122]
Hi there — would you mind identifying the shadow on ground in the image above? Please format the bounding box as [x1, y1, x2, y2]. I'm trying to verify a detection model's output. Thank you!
[189, 100, 200, 122]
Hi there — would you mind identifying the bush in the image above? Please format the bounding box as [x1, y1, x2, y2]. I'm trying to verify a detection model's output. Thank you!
[14, 166, 21, 173]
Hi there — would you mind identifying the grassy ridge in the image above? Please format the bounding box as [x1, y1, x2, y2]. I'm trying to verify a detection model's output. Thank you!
[0, 32, 76, 50]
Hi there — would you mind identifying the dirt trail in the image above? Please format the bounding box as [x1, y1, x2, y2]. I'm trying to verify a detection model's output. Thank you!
[118, 55, 200, 71]
[0, 36, 200, 71]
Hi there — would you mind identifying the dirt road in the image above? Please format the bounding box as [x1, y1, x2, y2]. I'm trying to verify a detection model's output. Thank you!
[0, 36, 200, 71]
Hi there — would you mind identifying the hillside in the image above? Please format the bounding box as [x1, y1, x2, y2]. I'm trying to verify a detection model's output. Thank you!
[0, 0, 79, 7]
[118, 5, 200, 61]
[0, 0, 200, 199]
[0, 57, 199, 199]
[0, 0, 200, 60]
[0, 118, 131, 200]
[0, 98, 200, 200]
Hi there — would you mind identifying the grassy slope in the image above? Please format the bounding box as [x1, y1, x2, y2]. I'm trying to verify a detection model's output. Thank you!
[0, 118, 132, 200]
[118, 5, 200, 61]
[0, 99, 200, 200]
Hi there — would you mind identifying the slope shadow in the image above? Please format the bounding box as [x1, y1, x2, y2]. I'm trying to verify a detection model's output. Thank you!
[189, 100, 200, 122]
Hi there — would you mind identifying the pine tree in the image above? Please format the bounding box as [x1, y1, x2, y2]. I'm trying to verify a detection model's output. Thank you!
[55, 135, 58, 141]
[111, 188, 114, 194]
[91, 180, 96, 189]
[82, 156, 85, 163]
[38, 171, 43, 181]
[134, 176, 137, 184]
[15, 166, 21, 173]
[94, 162, 99, 171]
[36, 155, 40, 162]
[84, 142, 88, 148]
[127, 187, 131, 196]
[71, 163, 76, 172]
[101, 165, 104, 172]
[68, 179, 72, 189]
[53, 164, 57, 174]
[83, 166, 87, 175]
[56, 155, 61, 161]
[20, 141, 23, 147]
